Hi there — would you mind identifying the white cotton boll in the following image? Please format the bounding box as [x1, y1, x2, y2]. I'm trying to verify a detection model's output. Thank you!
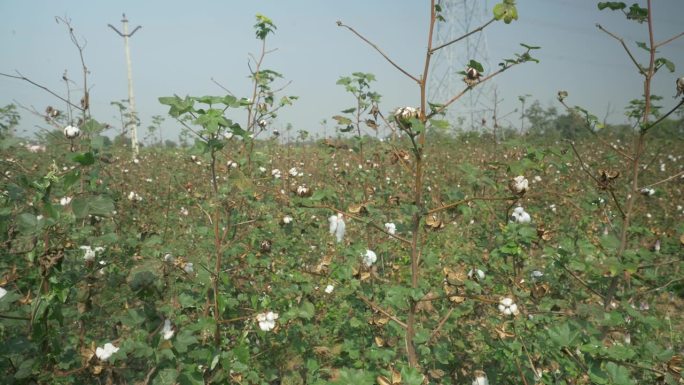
[256, 311, 278, 331]
[517, 211, 531, 224]
[384, 222, 396, 236]
[161, 319, 175, 340]
[282, 215, 293, 224]
[510, 175, 529, 194]
[363, 249, 377, 267]
[288, 167, 299, 177]
[472, 372, 489, 385]
[335, 216, 346, 243]
[80, 245, 104, 261]
[328, 215, 338, 234]
[63, 125, 80, 139]
[259, 166, 267, 173]
[59, 197, 72, 206]
[271, 169, 281, 179]
[95, 342, 119, 361]
[183, 263, 194, 273]
[127, 191, 142, 201]
[531, 270, 544, 279]
[468, 269, 485, 280]
[0, 287, 7, 299]
[324, 284, 334, 294]
[180, 207, 189, 216]
[498, 297, 519, 316]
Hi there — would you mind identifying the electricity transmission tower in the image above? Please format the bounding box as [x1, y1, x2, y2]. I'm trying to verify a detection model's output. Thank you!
[429, 0, 493, 132]
[108, 14, 142, 156]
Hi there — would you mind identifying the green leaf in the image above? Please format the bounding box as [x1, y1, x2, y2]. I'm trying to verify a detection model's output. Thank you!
[655, 57, 675, 73]
[82, 118, 103, 133]
[605, 362, 635, 385]
[153, 368, 179, 385]
[72, 152, 95, 166]
[71, 196, 115, 219]
[467, 59, 484, 73]
[333, 369, 374, 385]
[548, 323, 578, 347]
[17, 213, 41, 235]
[159, 95, 195, 118]
[332, 115, 353, 125]
[598, 2, 626, 11]
[298, 301, 315, 320]
[636, 41, 649, 51]
[401, 366, 425, 385]
[175, 329, 199, 353]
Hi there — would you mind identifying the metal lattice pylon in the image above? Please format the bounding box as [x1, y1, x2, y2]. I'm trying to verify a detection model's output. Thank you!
[428, 0, 493, 132]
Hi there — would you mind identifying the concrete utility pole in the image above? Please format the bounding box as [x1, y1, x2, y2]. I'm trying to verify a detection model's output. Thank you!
[108, 14, 142, 156]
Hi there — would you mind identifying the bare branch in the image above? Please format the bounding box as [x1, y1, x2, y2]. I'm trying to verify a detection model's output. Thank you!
[0, 71, 83, 111]
[427, 64, 517, 119]
[336, 21, 420, 84]
[211, 77, 235, 96]
[358, 294, 407, 329]
[654, 31, 684, 49]
[642, 98, 684, 134]
[596, 24, 645, 75]
[430, 18, 496, 53]
[639, 170, 684, 189]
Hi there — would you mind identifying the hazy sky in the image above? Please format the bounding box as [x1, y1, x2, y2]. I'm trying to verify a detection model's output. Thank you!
[1, 0, 683, 141]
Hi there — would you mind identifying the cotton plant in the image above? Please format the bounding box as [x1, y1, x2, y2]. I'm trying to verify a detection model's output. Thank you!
[328, 213, 346, 243]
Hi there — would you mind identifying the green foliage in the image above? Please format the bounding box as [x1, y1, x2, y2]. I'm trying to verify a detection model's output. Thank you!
[254, 13, 276, 40]
[0, 103, 20, 138]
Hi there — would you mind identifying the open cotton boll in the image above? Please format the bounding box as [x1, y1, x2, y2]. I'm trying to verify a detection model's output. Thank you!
[161, 319, 175, 340]
[384, 222, 396, 236]
[256, 311, 279, 331]
[63, 125, 80, 139]
[328, 214, 345, 243]
[472, 371, 489, 385]
[363, 249, 377, 267]
[324, 284, 335, 294]
[468, 268, 485, 280]
[498, 297, 519, 316]
[509, 175, 529, 194]
[0, 287, 7, 299]
[95, 342, 119, 361]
